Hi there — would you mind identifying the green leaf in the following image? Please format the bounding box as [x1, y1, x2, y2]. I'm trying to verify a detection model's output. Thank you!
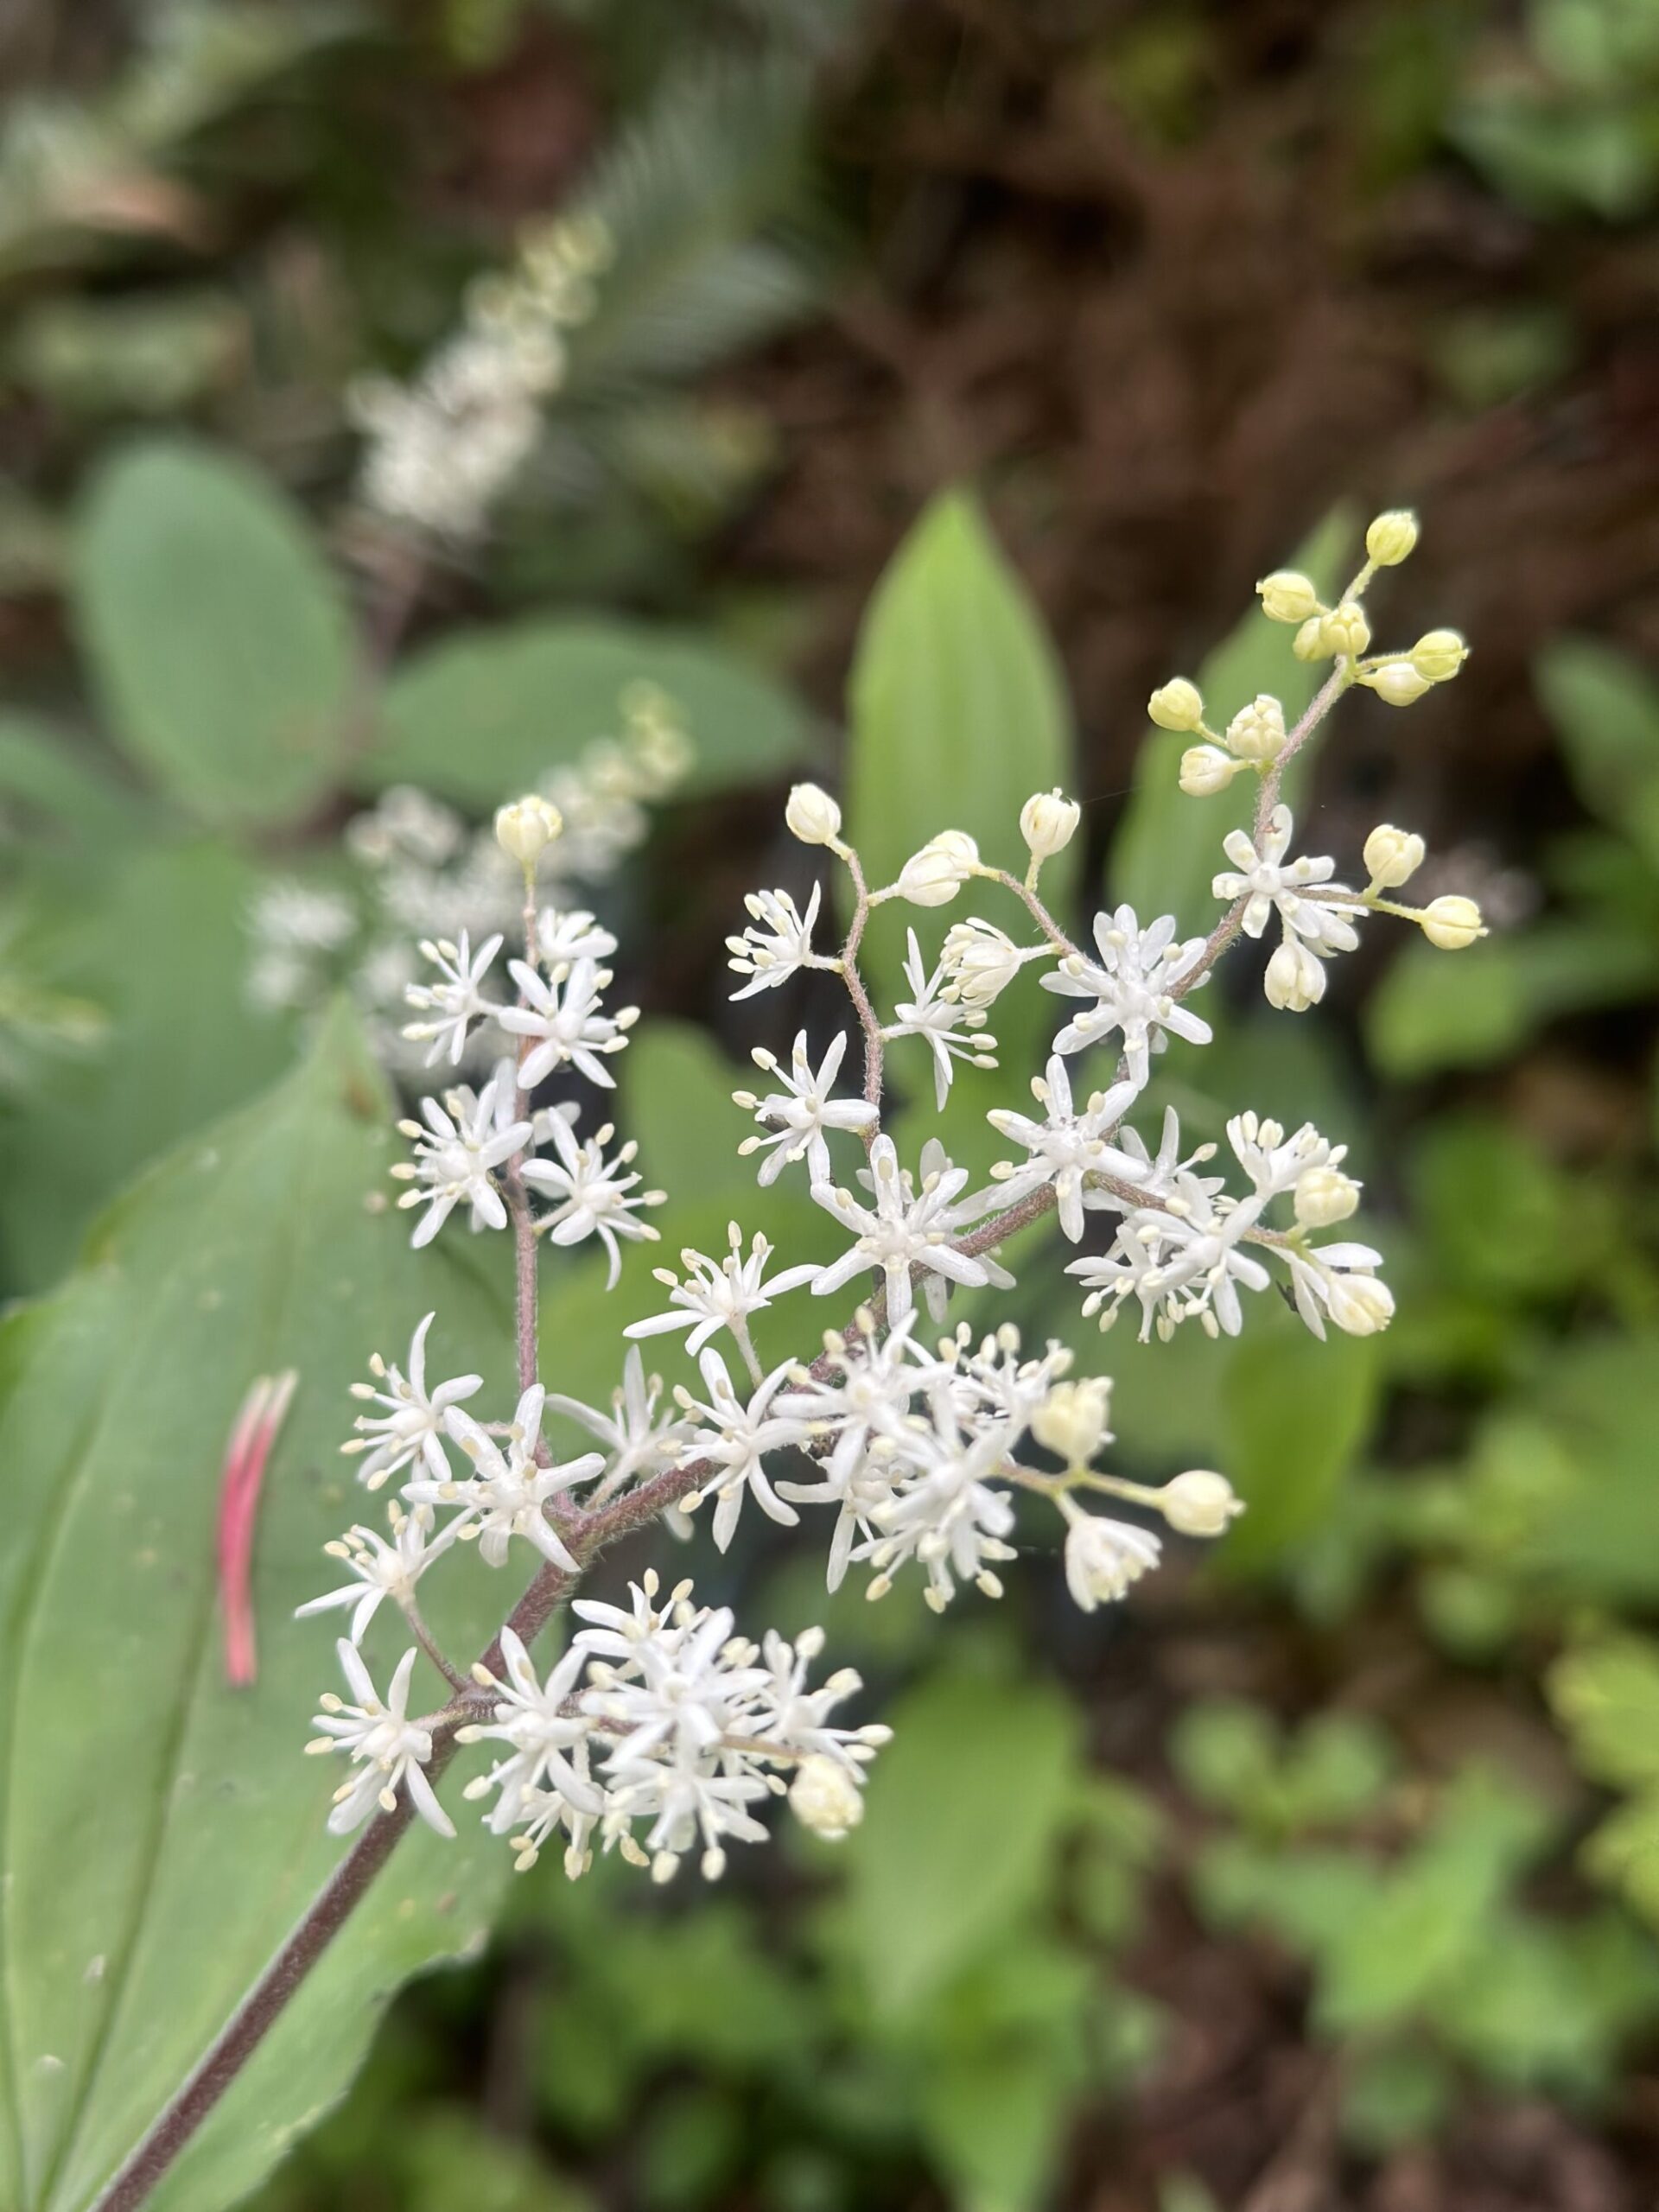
[0, 715, 140, 842]
[365, 619, 807, 805]
[1218, 1305, 1381, 1571]
[1551, 1636, 1659, 1792]
[916, 2047, 1073, 2212]
[842, 1665, 1080, 2014]
[1107, 509, 1353, 933]
[0, 1006, 518, 2212]
[0, 841, 293, 1293]
[843, 490, 1075, 1022]
[74, 439, 352, 828]
[1535, 636, 1659, 865]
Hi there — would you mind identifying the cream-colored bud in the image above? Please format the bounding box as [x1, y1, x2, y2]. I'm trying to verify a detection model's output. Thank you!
[1256, 570, 1322, 624]
[1419, 893, 1484, 950]
[1362, 660, 1432, 707]
[785, 782, 842, 846]
[1224, 694, 1287, 764]
[1160, 1469, 1243, 1538]
[1031, 1376, 1113, 1467]
[1365, 510, 1420, 566]
[1294, 1164, 1360, 1229]
[494, 795, 563, 868]
[942, 918, 1023, 1007]
[1148, 677, 1205, 732]
[1264, 938, 1326, 1013]
[1319, 602, 1371, 658]
[1179, 744, 1239, 797]
[1362, 824, 1426, 888]
[1410, 629, 1468, 683]
[1020, 787, 1081, 861]
[896, 830, 979, 908]
[789, 1754, 864, 1840]
[1292, 615, 1330, 663]
[1325, 1274, 1395, 1337]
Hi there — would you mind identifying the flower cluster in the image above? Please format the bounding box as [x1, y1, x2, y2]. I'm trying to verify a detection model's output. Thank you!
[248, 684, 690, 1077]
[298, 505, 1482, 1885]
[349, 214, 611, 540]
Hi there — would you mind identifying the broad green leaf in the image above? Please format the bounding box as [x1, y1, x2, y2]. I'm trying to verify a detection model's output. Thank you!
[74, 439, 352, 828]
[916, 2046, 1073, 2212]
[842, 1665, 1080, 2014]
[1107, 509, 1354, 933]
[0, 1006, 519, 2212]
[0, 841, 292, 1293]
[1218, 1305, 1381, 1571]
[1535, 636, 1659, 865]
[0, 715, 140, 842]
[1364, 919, 1659, 1080]
[843, 490, 1075, 1026]
[365, 619, 807, 805]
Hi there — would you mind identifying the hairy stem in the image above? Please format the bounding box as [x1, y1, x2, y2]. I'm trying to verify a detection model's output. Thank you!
[836, 849, 886, 1117]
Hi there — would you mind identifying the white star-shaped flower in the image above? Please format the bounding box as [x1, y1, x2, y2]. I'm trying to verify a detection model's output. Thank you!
[537, 907, 619, 969]
[809, 1135, 994, 1328]
[295, 1503, 460, 1644]
[885, 928, 998, 1109]
[987, 1055, 1147, 1241]
[391, 1077, 531, 1247]
[626, 1224, 819, 1357]
[340, 1311, 482, 1491]
[498, 956, 634, 1089]
[456, 1630, 603, 1849]
[544, 1345, 690, 1503]
[675, 1348, 813, 1551]
[307, 1642, 454, 1838]
[402, 930, 503, 1065]
[1041, 906, 1211, 1084]
[521, 1110, 664, 1287]
[1211, 805, 1362, 954]
[410, 1386, 602, 1570]
[727, 883, 823, 1001]
[734, 1029, 878, 1185]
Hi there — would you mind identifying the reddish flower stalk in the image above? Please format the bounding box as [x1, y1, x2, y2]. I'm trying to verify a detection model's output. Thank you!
[216, 1370, 298, 1687]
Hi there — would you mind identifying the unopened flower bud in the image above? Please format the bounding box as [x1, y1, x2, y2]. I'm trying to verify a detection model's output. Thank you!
[896, 830, 979, 908]
[1179, 744, 1239, 797]
[789, 1754, 864, 1840]
[1365, 510, 1420, 566]
[1148, 677, 1205, 732]
[1410, 629, 1468, 683]
[1363, 824, 1426, 887]
[1020, 787, 1081, 861]
[1224, 694, 1287, 764]
[1294, 1164, 1360, 1228]
[1060, 1501, 1160, 1612]
[1325, 1274, 1395, 1337]
[1160, 1469, 1243, 1538]
[942, 918, 1023, 1007]
[1362, 660, 1432, 707]
[1032, 1376, 1113, 1467]
[1419, 893, 1484, 950]
[494, 795, 563, 869]
[1319, 602, 1371, 658]
[785, 782, 842, 846]
[1256, 570, 1322, 624]
[1292, 615, 1329, 663]
[1264, 937, 1326, 1013]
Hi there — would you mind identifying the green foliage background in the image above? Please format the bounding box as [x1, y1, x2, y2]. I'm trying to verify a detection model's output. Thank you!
[3, 2, 1659, 2209]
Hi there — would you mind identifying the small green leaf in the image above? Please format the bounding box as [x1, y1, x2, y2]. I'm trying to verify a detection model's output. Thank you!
[842, 1665, 1080, 2014]
[843, 490, 1075, 1024]
[1535, 636, 1659, 865]
[74, 439, 352, 828]
[366, 619, 806, 805]
[1107, 509, 1353, 933]
[0, 1007, 518, 2212]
